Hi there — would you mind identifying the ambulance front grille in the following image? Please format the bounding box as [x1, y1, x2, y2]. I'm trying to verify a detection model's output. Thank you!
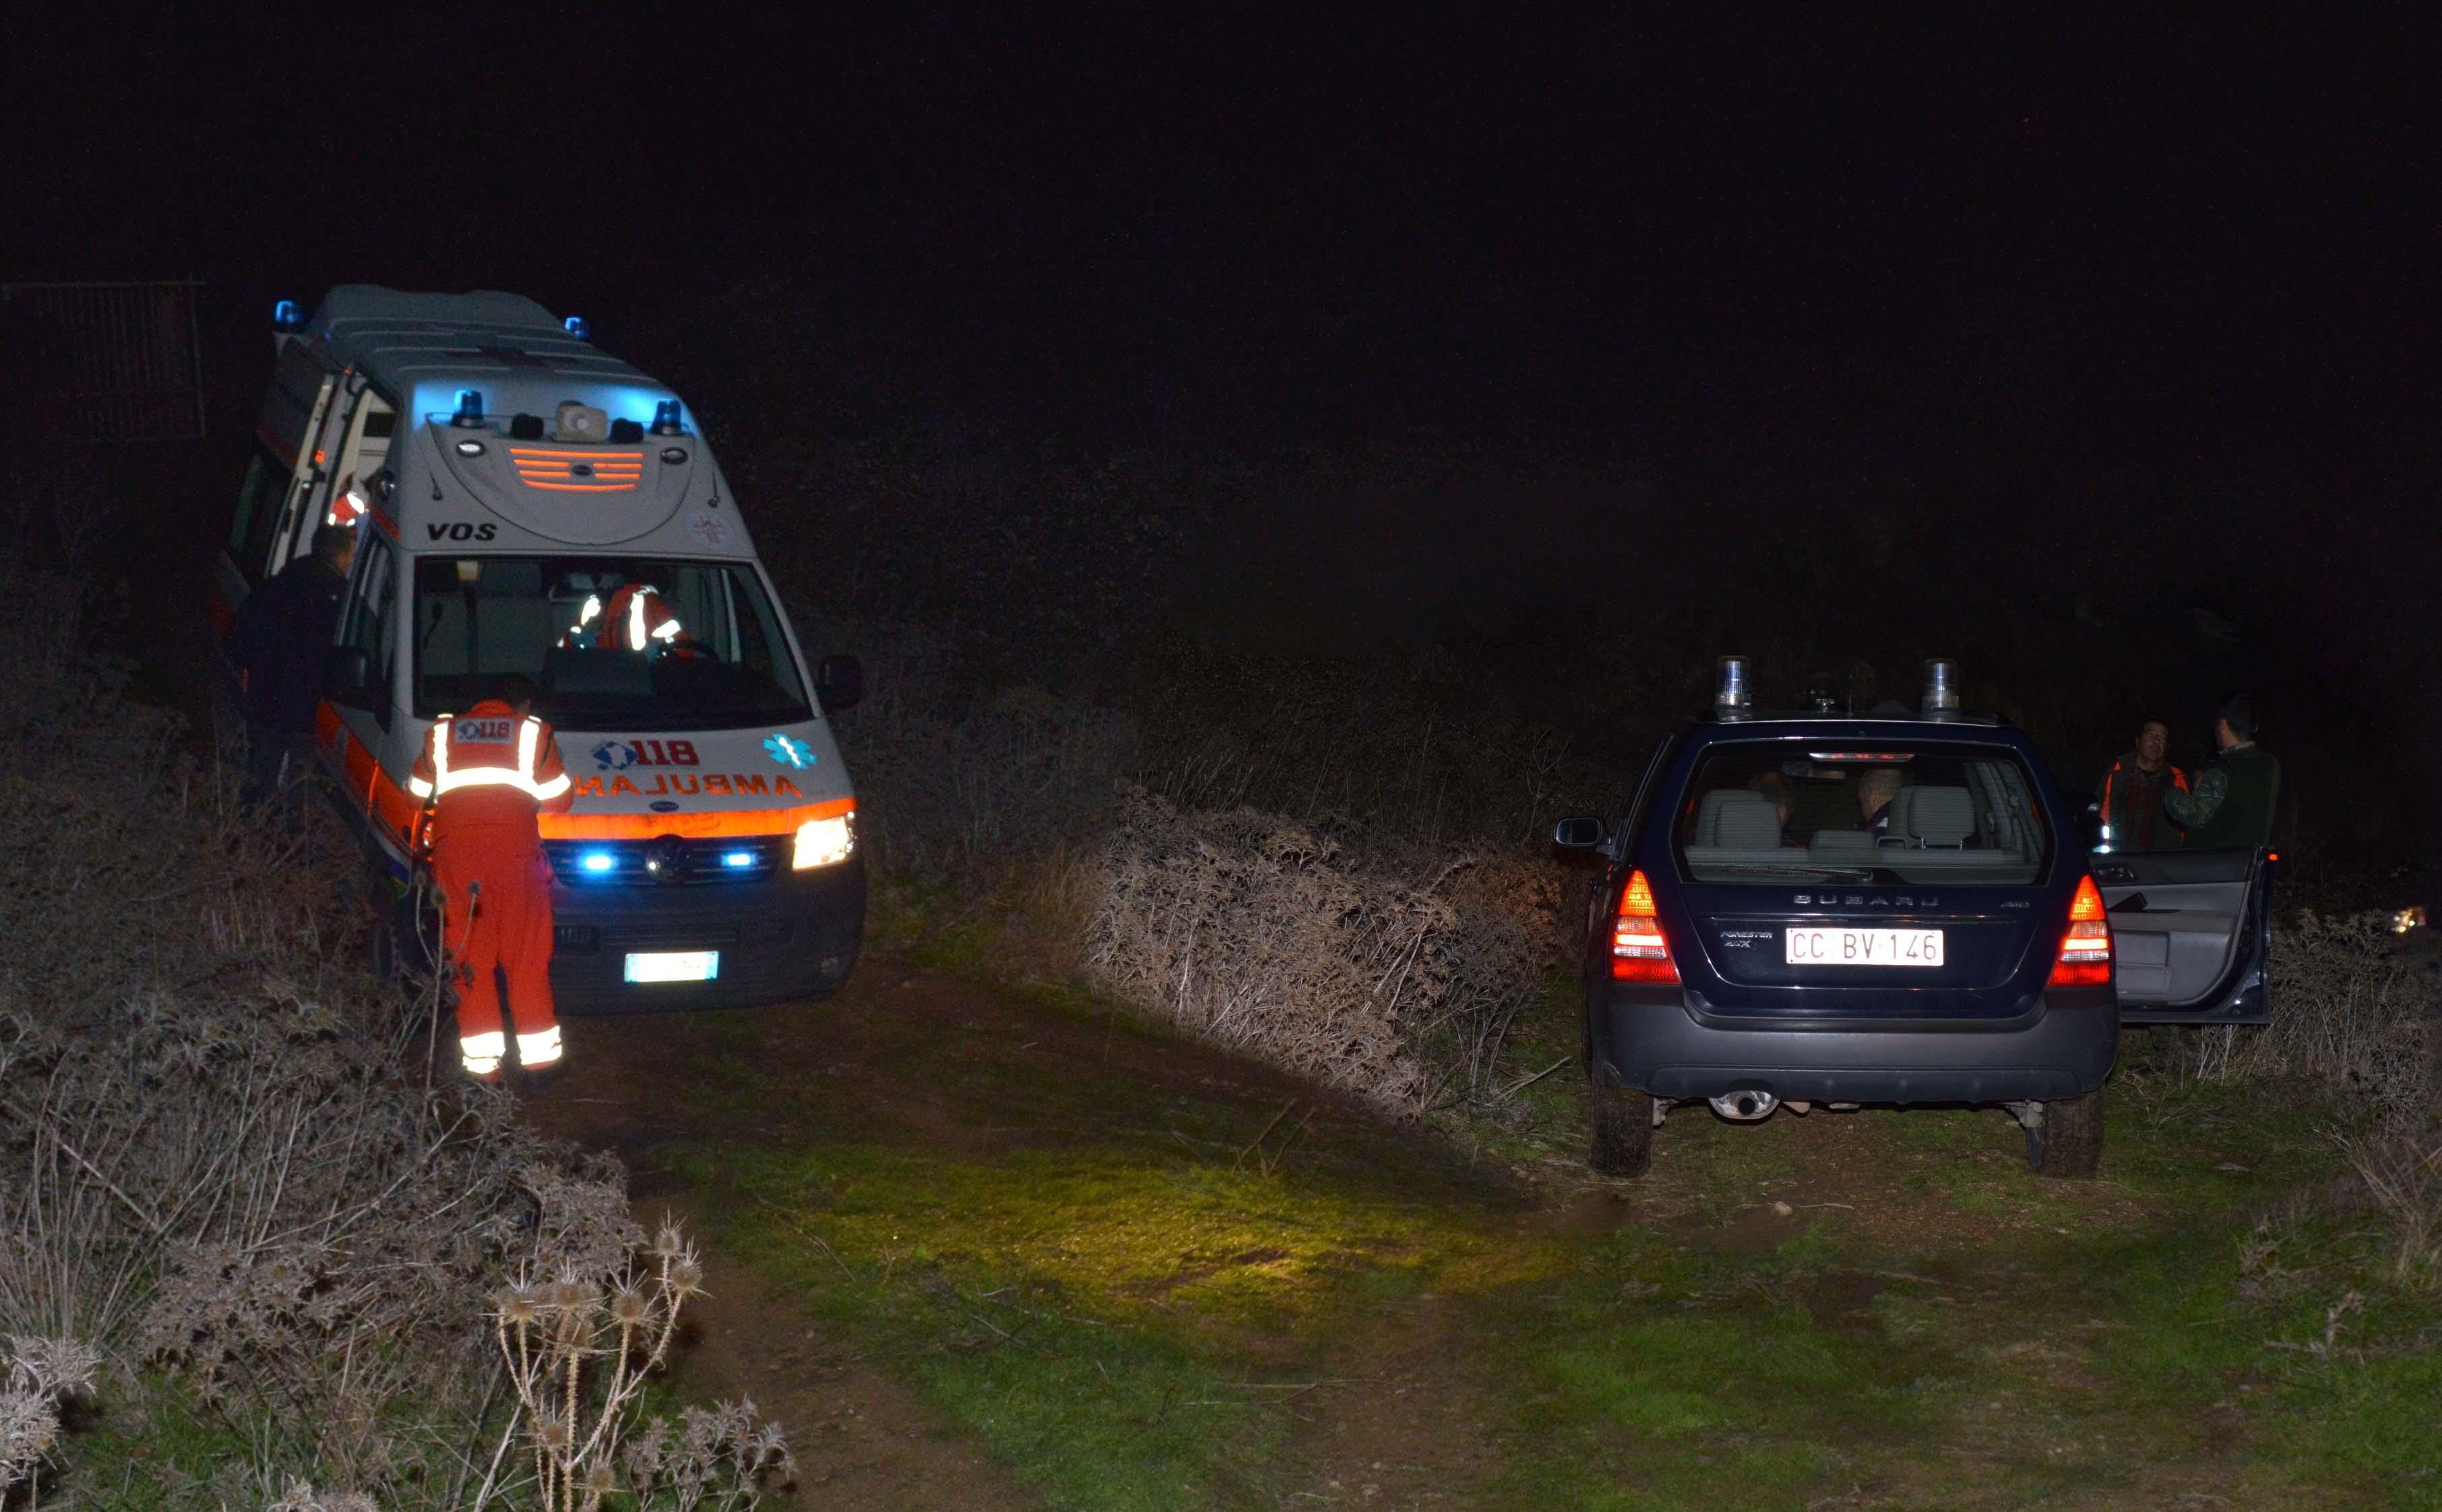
[544, 838, 788, 887]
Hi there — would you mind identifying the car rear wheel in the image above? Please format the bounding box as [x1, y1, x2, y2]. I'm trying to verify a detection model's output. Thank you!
[1588, 1064, 1654, 1178]
[2028, 1088, 2104, 1178]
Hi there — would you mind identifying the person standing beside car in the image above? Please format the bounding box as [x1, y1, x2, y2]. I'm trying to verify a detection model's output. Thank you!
[2099, 718, 2188, 851]
[2164, 695, 2281, 849]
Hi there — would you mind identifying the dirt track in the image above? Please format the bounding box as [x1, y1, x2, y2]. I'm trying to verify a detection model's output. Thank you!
[527, 956, 1532, 1511]
[522, 957, 2377, 1512]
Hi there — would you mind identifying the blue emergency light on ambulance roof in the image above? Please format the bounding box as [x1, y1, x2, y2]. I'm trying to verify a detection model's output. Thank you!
[564, 315, 589, 340]
[651, 400, 684, 435]
[272, 299, 303, 331]
[579, 850, 617, 875]
[452, 390, 485, 428]
[721, 850, 755, 870]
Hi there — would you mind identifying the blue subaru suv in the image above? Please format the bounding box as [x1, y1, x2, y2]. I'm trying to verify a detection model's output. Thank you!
[1554, 659, 2119, 1178]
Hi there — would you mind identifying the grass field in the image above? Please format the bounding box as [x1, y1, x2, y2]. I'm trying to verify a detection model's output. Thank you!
[581, 966, 2442, 1512]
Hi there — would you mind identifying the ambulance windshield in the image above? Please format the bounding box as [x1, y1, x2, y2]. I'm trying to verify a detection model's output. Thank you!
[411, 557, 812, 730]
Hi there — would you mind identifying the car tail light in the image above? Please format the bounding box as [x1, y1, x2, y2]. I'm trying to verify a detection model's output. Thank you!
[1610, 869, 1680, 984]
[2048, 874, 2112, 988]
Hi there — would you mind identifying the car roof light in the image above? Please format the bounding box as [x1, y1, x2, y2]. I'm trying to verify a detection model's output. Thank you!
[564, 315, 590, 340]
[1714, 655, 1751, 720]
[1920, 658, 1961, 715]
[453, 389, 486, 428]
[650, 399, 685, 435]
[272, 298, 303, 330]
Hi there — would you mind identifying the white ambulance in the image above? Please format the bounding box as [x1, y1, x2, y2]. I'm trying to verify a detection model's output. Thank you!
[213, 286, 865, 1009]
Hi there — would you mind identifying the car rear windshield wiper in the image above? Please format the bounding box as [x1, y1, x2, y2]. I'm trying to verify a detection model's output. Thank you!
[1696, 864, 1879, 882]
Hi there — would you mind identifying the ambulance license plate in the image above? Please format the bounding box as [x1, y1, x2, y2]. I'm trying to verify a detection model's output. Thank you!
[1784, 928, 1944, 967]
[625, 950, 720, 984]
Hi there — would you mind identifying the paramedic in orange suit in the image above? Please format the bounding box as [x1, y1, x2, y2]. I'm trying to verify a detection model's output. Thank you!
[566, 576, 685, 652]
[408, 676, 573, 1081]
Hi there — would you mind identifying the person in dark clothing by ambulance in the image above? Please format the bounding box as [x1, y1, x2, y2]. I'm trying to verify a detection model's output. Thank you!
[229, 521, 354, 822]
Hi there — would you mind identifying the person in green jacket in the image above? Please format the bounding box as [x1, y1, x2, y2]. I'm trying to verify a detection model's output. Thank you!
[2164, 694, 2281, 849]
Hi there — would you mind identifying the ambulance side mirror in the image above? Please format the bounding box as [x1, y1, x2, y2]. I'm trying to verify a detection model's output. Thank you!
[815, 654, 864, 714]
[323, 645, 373, 707]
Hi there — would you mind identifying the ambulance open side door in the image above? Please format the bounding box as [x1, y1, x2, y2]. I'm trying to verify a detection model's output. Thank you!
[319, 518, 416, 873]
[217, 341, 339, 632]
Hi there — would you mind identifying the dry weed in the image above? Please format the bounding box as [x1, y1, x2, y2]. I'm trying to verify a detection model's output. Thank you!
[2189, 912, 2442, 1294]
[2189, 912, 2435, 1123]
[475, 1218, 792, 1512]
[0, 562, 787, 1509]
[1084, 790, 1569, 1112]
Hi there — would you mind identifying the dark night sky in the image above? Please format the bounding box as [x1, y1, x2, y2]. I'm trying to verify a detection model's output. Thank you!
[11, 9, 2438, 463]
[7, 8, 2441, 801]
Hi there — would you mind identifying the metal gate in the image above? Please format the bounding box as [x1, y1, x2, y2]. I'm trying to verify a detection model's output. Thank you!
[0, 280, 207, 442]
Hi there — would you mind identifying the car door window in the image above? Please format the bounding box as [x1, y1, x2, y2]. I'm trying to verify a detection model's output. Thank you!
[338, 534, 398, 727]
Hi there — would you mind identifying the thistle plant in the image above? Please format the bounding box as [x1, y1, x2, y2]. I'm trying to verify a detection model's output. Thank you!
[481, 1220, 788, 1512]
[1, 1334, 99, 1506]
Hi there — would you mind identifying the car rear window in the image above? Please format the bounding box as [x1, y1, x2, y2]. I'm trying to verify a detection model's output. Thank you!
[1674, 740, 2051, 886]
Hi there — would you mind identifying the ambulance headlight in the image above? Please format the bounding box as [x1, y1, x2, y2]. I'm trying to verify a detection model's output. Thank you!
[792, 812, 855, 870]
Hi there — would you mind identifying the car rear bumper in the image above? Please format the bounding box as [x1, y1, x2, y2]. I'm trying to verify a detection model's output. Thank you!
[547, 856, 866, 1013]
[1592, 984, 2117, 1104]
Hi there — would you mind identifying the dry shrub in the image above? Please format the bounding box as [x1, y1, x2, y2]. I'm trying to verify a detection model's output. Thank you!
[480, 1220, 792, 1512]
[0, 919, 635, 1505]
[2191, 911, 2442, 1288]
[2192, 912, 2436, 1125]
[0, 563, 783, 1509]
[1, 1336, 100, 1503]
[1084, 790, 1570, 1112]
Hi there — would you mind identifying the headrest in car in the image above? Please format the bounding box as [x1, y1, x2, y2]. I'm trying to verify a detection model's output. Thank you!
[1695, 789, 1782, 848]
[1904, 786, 1975, 846]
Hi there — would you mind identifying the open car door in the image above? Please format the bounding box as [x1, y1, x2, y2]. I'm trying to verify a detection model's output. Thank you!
[2092, 847, 2274, 1024]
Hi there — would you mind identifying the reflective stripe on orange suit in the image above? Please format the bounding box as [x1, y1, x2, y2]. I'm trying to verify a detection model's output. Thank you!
[409, 700, 575, 1074]
[596, 584, 682, 651]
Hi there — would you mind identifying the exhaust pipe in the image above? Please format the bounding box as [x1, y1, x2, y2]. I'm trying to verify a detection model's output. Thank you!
[1708, 1090, 1779, 1121]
